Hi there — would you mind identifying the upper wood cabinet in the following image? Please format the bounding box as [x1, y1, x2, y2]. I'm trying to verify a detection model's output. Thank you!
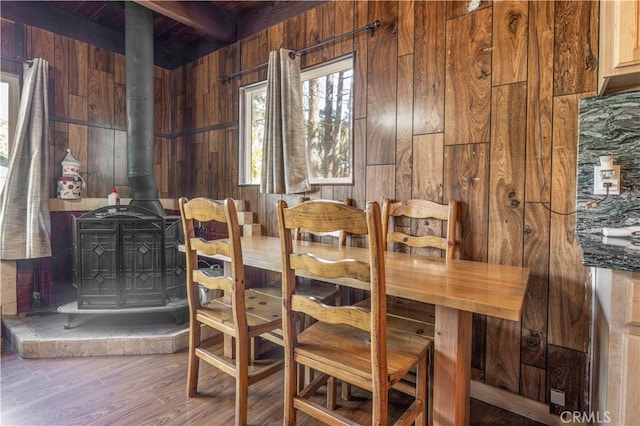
[598, 0, 640, 94]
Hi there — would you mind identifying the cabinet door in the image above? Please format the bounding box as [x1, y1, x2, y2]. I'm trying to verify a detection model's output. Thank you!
[620, 334, 640, 423]
[599, 0, 640, 93]
[626, 275, 640, 326]
[603, 271, 640, 425]
[614, 1, 640, 68]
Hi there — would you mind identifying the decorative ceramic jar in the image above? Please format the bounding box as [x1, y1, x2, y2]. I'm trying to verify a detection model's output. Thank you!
[57, 176, 83, 199]
[57, 149, 84, 199]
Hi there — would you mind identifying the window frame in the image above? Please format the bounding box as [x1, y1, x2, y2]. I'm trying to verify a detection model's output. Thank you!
[239, 81, 267, 187]
[0, 72, 20, 192]
[238, 55, 355, 186]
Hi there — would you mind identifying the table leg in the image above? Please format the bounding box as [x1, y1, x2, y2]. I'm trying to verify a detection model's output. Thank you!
[432, 305, 472, 426]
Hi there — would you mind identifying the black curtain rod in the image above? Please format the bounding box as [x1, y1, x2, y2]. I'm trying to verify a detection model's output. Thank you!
[218, 20, 381, 84]
[1, 56, 33, 66]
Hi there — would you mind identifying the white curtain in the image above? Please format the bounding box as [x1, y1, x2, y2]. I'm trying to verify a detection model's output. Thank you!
[0, 58, 52, 259]
[260, 49, 311, 194]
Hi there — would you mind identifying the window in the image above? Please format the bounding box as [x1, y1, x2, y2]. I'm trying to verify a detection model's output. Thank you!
[0, 73, 20, 193]
[239, 56, 354, 185]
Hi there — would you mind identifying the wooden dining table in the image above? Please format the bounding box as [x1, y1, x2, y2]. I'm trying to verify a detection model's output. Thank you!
[200, 234, 529, 426]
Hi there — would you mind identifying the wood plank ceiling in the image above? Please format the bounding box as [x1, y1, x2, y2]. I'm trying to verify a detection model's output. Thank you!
[1, 0, 329, 69]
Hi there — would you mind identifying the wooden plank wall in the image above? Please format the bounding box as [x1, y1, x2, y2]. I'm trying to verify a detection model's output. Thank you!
[0, 18, 172, 200]
[0, 0, 598, 415]
[171, 1, 598, 413]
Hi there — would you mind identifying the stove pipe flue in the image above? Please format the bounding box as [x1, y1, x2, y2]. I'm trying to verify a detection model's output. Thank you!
[125, 2, 164, 216]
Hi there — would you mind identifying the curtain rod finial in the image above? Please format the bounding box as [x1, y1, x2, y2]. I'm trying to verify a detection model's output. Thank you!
[370, 20, 381, 36]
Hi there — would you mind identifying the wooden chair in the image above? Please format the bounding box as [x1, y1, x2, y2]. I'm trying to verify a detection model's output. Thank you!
[358, 197, 459, 328]
[297, 196, 356, 401]
[382, 198, 459, 324]
[179, 197, 284, 426]
[354, 198, 459, 405]
[255, 197, 352, 402]
[277, 199, 430, 425]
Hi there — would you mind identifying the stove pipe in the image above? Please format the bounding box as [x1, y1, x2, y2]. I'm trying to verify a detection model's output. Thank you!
[125, 2, 164, 216]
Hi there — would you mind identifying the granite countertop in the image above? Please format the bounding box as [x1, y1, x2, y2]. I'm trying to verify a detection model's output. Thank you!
[577, 231, 639, 272]
[576, 91, 639, 273]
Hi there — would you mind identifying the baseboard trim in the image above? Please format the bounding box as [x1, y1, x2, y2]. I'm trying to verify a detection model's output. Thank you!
[470, 380, 562, 425]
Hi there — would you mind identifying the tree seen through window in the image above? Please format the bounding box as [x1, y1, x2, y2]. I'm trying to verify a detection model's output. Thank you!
[240, 56, 353, 185]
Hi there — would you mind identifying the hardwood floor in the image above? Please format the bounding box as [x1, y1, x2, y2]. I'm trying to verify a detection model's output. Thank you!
[1, 338, 545, 425]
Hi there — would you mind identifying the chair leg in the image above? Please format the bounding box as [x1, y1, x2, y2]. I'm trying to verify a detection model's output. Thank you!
[416, 354, 428, 426]
[293, 362, 300, 393]
[236, 343, 250, 426]
[337, 287, 353, 401]
[186, 321, 201, 397]
[236, 376, 248, 426]
[224, 334, 236, 359]
[341, 381, 352, 401]
[285, 359, 298, 425]
[327, 377, 338, 409]
[371, 385, 389, 426]
[250, 336, 260, 360]
[427, 347, 434, 425]
[304, 365, 314, 386]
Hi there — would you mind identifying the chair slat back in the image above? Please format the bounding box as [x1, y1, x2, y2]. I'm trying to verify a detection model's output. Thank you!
[277, 198, 387, 365]
[289, 253, 372, 282]
[290, 296, 372, 331]
[192, 271, 233, 293]
[382, 198, 459, 259]
[190, 238, 232, 258]
[295, 197, 355, 246]
[179, 197, 248, 331]
[287, 199, 368, 235]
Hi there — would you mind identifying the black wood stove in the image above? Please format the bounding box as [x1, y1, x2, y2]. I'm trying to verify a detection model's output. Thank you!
[71, 205, 185, 309]
[61, 3, 188, 324]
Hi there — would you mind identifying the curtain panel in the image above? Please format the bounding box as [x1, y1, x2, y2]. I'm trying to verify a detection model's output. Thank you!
[260, 49, 310, 194]
[0, 58, 52, 260]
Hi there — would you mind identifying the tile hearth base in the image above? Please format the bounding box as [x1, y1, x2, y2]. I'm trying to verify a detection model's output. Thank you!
[57, 298, 188, 329]
[1, 308, 198, 359]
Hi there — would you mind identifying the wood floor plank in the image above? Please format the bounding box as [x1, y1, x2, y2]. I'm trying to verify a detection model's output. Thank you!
[2, 342, 546, 425]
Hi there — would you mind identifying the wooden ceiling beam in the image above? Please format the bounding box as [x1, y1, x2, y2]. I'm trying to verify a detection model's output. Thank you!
[237, 1, 329, 40]
[2, 1, 195, 69]
[133, 0, 237, 43]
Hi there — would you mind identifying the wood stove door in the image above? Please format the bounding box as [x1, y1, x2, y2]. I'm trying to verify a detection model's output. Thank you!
[120, 218, 166, 308]
[74, 219, 120, 308]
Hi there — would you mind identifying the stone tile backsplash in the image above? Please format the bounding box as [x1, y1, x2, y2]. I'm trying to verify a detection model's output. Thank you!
[576, 91, 639, 272]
